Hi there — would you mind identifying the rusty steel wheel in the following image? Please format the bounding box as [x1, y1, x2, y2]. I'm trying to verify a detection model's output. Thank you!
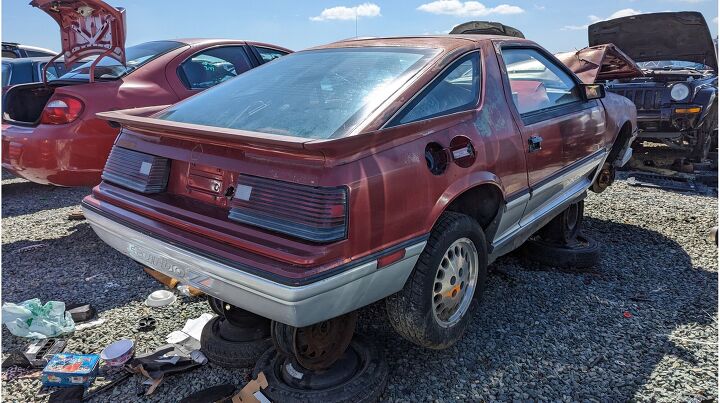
[271, 311, 358, 371]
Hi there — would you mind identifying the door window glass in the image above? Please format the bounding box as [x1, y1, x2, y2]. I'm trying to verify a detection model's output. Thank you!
[253, 46, 287, 63]
[179, 46, 252, 90]
[501, 48, 580, 114]
[395, 52, 480, 125]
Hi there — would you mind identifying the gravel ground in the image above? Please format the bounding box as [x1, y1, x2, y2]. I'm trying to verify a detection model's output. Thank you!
[1, 170, 717, 402]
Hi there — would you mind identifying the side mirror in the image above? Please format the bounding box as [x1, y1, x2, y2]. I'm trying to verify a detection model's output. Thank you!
[581, 83, 606, 100]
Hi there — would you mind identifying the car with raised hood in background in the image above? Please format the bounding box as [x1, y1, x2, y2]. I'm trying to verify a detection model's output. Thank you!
[2, 0, 291, 186]
[2, 42, 56, 59]
[2, 57, 86, 92]
[588, 11, 718, 161]
[82, 33, 637, 355]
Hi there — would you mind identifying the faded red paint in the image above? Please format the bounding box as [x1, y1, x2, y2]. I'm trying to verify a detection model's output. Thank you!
[1, 39, 291, 186]
[83, 35, 634, 284]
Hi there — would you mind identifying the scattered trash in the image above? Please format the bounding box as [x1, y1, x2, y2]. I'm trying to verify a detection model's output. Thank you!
[180, 383, 236, 403]
[145, 290, 177, 307]
[707, 226, 718, 246]
[626, 172, 696, 192]
[136, 317, 157, 332]
[2, 299, 75, 338]
[231, 372, 270, 403]
[144, 267, 205, 297]
[1, 366, 40, 382]
[100, 339, 135, 367]
[2, 350, 32, 369]
[13, 243, 48, 253]
[41, 353, 100, 388]
[144, 267, 179, 289]
[81, 371, 132, 401]
[177, 284, 204, 297]
[126, 345, 203, 395]
[24, 338, 67, 368]
[166, 313, 214, 354]
[74, 317, 106, 331]
[623, 311, 633, 318]
[67, 210, 85, 221]
[48, 385, 85, 403]
[65, 303, 96, 323]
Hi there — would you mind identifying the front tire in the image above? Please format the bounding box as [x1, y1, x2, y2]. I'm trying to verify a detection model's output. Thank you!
[385, 212, 487, 349]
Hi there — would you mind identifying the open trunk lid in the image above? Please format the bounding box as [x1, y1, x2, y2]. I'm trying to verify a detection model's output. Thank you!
[588, 12, 717, 72]
[556, 43, 643, 83]
[31, 0, 126, 67]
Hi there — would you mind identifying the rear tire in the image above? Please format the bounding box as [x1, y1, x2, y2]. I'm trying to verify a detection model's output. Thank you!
[538, 201, 584, 244]
[519, 234, 600, 269]
[200, 316, 272, 368]
[385, 212, 487, 350]
[253, 335, 388, 403]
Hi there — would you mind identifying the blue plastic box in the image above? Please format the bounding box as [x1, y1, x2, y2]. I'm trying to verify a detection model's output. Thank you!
[41, 353, 100, 388]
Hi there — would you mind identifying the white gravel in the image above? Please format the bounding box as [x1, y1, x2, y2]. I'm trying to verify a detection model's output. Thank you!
[1, 171, 717, 402]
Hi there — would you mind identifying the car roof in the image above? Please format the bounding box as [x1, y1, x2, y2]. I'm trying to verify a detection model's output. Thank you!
[2, 56, 80, 64]
[311, 34, 534, 51]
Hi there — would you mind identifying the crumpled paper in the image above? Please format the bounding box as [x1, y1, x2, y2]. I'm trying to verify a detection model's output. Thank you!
[1, 299, 75, 338]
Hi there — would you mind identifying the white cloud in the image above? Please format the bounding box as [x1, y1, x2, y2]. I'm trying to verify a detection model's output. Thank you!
[562, 8, 641, 30]
[533, 4, 545, 10]
[310, 3, 381, 21]
[417, 0, 524, 17]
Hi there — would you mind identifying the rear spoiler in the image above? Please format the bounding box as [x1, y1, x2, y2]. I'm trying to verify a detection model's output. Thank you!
[96, 109, 308, 150]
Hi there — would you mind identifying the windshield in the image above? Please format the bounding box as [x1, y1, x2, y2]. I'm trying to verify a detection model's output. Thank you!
[637, 60, 713, 71]
[157, 47, 440, 139]
[58, 41, 185, 81]
[1, 63, 9, 87]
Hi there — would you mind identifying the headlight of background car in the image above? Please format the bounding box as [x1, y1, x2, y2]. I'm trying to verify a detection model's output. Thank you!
[670, 83, 691, 101]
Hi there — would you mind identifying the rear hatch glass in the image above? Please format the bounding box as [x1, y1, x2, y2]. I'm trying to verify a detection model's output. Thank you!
[59, 40, 185, 81]
[156, 47, 440, 139]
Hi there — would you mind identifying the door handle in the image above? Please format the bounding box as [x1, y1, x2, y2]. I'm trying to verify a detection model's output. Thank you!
[528, 135, 543, 153]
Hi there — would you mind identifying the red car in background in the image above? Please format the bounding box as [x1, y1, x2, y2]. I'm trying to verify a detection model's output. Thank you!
[2, 0, 290, 186]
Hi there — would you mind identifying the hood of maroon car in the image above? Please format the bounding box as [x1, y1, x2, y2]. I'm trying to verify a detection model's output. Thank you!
[556, 43, 643, 84]
[588, 12, 717, 72]
[30, 0, 126, 67]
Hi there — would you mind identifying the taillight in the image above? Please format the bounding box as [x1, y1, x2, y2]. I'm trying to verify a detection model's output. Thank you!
[101, 146, 170, 193]
[229, 175, 348, 243]
[40, 95, 84, 125]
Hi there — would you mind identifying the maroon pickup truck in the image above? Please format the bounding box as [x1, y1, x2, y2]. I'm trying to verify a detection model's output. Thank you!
[82, 34, 636, 394]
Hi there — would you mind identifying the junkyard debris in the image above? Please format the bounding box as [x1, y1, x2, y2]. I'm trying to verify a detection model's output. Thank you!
[2, 299, 75, 338]
[143, 267, 179, 289]
[24, 338, 67, 367]
[231, 372, 270, 403]
[41, 353, 100, 388]
[179, 383, 236, 403]
[66, 303, 96, 323]
[126, 345, 203, 395]
[136, 316, 157, 332]
[626, 173, 696, 192]
[100, 339, 135, 367]
[145, 290, 177, 307]
[48, 385, 85, 403]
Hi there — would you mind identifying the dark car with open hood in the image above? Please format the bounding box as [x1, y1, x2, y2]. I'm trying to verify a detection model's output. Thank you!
[589, 11, 718, 161]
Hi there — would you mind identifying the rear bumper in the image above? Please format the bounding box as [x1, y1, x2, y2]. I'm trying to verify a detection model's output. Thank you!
[1, 122, 111, 186]
[82, 204, 426, 327]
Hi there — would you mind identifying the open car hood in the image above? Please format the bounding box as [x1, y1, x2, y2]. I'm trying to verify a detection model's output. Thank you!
[450, 21, 524, 38]
[30, 0, 126, 67]
[556, 43, 643, 84]
[588, 12, 717, 72]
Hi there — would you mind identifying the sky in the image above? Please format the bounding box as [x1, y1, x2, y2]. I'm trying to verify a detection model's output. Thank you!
[2, 0, 718, 54]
